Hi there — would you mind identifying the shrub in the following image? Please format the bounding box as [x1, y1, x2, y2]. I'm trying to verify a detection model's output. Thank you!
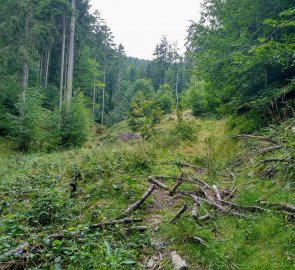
[156, 84, 175, 113]
[128, 91, 162, 138]
[60, 92, 91, 148]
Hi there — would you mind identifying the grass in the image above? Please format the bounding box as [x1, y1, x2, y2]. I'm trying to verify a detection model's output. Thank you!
[0, 115, 294, 269]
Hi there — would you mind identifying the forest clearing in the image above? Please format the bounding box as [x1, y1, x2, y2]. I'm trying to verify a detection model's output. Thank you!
[0, 0, 294, 269]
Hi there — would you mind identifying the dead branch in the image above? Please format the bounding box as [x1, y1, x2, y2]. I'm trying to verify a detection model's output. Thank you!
[212, 185, 222, 201]
[171, 251, 188, 270]
[232, 134, 279, 143]
[89, 217, 143, 229]
[169, 174, 185, 196]
[220, 200, 267, 213]
[259, 145, 283, 155]
[191, 195, 248, 219]
[198, 214, 211, 222]
[258, 201, 295, 213]
[259, 158, 291, 165]
[153, 175, 180, 181]
[170, 204, 188, 223]
[175, 161, 206, 173]
[192, 236, 206, 246]
[148, 177, 169, 190]
[121, 184, 155, 216]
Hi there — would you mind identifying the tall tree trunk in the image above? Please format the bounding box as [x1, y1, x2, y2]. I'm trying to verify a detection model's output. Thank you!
[175, 64, 179, 109]
[65, 0, 76, 104]
[59, 15, 66, 111]
[44, 46, 51, 89]
[92, 75, 96, 123]
[101, 67, 106, 125]
[39, 51, 44, 85]
[20, 14, 29, 114]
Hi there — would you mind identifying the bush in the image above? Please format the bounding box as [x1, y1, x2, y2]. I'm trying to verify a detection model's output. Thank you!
[60, 92, 91, 148]
[128, 91, 162, 138]
[13, 88, 48, 152]
[156, 84, 175, 113]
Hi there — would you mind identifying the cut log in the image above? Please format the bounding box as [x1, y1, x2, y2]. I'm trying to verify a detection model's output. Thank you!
[89, 217, 143, 229]
[121, 184, 155, 216]
[171, 251, 188, 270]
[148, 177, 169, 190]
[170, 204, 188, 223]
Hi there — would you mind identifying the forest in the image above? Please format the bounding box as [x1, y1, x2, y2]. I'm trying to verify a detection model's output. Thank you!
[0, 0, 294, 269]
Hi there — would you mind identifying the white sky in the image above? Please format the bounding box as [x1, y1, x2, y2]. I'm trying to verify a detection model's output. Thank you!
[90, 0, 203, 60]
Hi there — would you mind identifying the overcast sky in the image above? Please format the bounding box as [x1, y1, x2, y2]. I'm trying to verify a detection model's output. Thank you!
[90, 0, 203, 60]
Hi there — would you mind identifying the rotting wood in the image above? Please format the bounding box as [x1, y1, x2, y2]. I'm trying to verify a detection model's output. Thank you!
[170, 204, 188, 223]
[121, 184, 155, 216]
[171, 251, 188, 270]
[148, 176, 169, 190]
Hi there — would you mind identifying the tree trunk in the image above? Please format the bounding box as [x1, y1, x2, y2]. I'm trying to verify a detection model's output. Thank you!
[20, 14, 29, 114]
[44, 46, 51, 89]
[59, 15, 66, 111]
[66, 0, 76, 104]
[39, 51, 44, 85]
[101, 67, 106, 125]
[92, 75, 96, 123]
[175, 63, 179, 109]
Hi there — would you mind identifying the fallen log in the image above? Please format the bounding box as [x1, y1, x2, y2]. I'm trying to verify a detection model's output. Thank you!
[170, 204, 188, 223]
[89, 217, 143, 229]
[171, 251, 188, 270]
[232, 134, 279, 143]
[148, 176, 169, 190]
[121, 184, 155, 216]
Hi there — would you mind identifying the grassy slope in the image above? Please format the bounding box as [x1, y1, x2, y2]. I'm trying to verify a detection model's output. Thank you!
[0, 116, 294, 269]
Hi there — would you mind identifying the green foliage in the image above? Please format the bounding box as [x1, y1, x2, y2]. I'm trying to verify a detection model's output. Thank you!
[156, 84, 175, 113]
[128, 91, 163, 138]
[13, 88, 48, 152]
[60, 92, 91, 148]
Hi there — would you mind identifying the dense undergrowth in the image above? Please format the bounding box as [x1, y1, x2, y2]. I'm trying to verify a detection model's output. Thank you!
[0, 115, 294, 269]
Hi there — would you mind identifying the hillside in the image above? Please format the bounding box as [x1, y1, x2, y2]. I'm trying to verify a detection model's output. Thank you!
[1, 115, 294, 269]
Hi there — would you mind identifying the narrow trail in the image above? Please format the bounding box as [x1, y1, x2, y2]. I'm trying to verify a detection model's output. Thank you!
[144, 188, 178, 269]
